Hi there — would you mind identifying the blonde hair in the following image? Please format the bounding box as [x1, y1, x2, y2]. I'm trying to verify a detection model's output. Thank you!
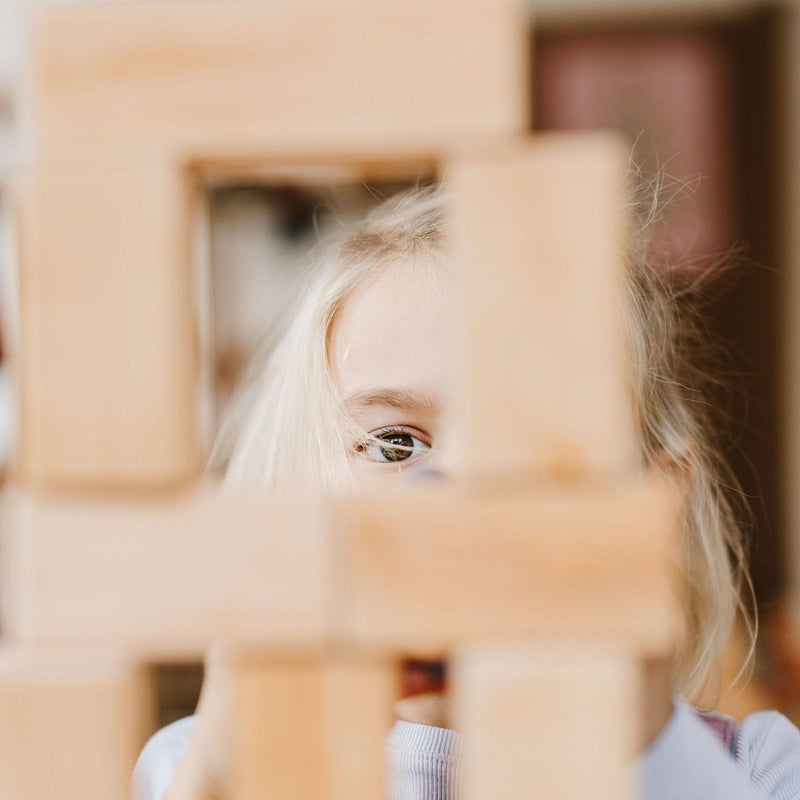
[215, 187, 446, 490]
[213, 182, 753, 704]
[625, 176, 755, 702]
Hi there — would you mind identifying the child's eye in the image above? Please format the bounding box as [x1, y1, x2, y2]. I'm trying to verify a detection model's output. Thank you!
[354, 427, 431, 464]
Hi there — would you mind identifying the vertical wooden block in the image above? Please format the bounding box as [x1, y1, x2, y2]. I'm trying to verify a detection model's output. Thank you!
[14, 157, 201, 487]
[0, 648, 154, 800]
[445, 134, 637, 482]
[231, 652, 398, 800]
[452, 641, 638, 800]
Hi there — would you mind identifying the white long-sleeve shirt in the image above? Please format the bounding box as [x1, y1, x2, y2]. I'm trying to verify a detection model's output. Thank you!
[132, 700, 800, 800]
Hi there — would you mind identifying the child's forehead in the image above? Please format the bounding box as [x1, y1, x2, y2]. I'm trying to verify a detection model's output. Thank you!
[328, 261, 453, 403]
[357, 252, 447, 296]
[334, 257, 448, 336]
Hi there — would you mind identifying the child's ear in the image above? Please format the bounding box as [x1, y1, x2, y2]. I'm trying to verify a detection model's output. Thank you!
[653, 438, 694, 491]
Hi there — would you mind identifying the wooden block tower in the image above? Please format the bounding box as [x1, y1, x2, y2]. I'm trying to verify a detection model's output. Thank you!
[1, 1, 679, 798]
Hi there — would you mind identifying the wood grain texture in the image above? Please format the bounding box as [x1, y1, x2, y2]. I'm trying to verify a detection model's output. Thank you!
[452, 641, 637, 800]
[0, 647, 153, 800]
[335, 477, 679, 657]
[27, 0, 528, 160]
[14, 157, 201, 488]
[1, 478, 678, 661]
[5, 1, 675, 796]
[230, 652, 397, 800]
[2, 487, 332, 658]
[445, 134, 637, 482]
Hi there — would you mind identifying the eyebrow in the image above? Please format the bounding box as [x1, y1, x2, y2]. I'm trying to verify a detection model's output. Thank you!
[343, 387, 440, 413]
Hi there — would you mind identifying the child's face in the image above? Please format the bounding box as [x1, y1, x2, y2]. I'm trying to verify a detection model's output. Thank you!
[329, 260, 454, 485]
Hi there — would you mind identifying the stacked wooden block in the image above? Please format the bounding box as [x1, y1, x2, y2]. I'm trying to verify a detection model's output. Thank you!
[0, 1, 678, 798]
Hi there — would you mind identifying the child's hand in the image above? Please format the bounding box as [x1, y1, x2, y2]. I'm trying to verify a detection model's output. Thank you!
[164, 645, 233, 800]
[641, 655, 675, 748]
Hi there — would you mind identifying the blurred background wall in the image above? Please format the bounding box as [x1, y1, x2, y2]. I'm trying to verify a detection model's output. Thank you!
[0, 0, 799, 721]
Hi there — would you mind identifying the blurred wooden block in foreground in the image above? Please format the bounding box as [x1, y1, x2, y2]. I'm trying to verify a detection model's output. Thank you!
[447, 134, 635, 482]
[230, 650, 397, 800]
[337, 477, 678, 657]
[0, 648, 153, 800]
[27, 0, 528, 160]
[1, 487, 331, 657]
[2, 479, 677, 661]
[14, 159, 201, 489]
[452, 642, 637, 800]
[6, 4, 681, 799]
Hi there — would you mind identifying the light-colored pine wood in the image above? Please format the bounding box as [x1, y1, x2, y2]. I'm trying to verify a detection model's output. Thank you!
[445, 134, 636, 483]
[1, 479, 677, 660]
[336, 478, 678, 657]
[452, 641, 637, 800]
[26, 0, 528, 161]
[230, 650, 397, 800]
[2, 486, 332, 657]
[0, 647, 153, 800]
[14, 156, 201, 488]
[6, 3, 683, 798]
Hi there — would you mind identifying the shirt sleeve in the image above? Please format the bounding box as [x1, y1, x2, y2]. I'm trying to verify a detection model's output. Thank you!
[134, 703, 800, 800]
[131, 716, 196, 800]
[641, 700, 766, 800]
[386, 720, 464, 800]
[734, 710, 800, 799]
[386, 703, 773, 800]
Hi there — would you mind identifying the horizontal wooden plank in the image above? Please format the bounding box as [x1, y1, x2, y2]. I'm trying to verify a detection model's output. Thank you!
[2, 487, 332, 658]
[335, 477, 679, 656]
[2, 479, 676, 658]
[14, 158, 201, 488]
[27, 0, 528, 159]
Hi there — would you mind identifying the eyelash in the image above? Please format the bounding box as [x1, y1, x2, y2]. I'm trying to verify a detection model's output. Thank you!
[354, 426, 431, 465]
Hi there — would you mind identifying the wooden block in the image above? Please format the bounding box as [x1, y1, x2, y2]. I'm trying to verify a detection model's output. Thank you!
[14, 158, 201, 487]
[451, 641, 637, 800]
[230, 651, 397, 800]
[445, 134, 637, 482]
[1, 486, 331, 657]
[335, 478, 678, 656]
[26, 0, 528, 159]
[0, 646, 154, 800]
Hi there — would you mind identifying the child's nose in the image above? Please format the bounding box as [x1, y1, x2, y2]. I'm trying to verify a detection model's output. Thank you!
[406, 419, 457, 484]
[409, 466, 447, 483]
